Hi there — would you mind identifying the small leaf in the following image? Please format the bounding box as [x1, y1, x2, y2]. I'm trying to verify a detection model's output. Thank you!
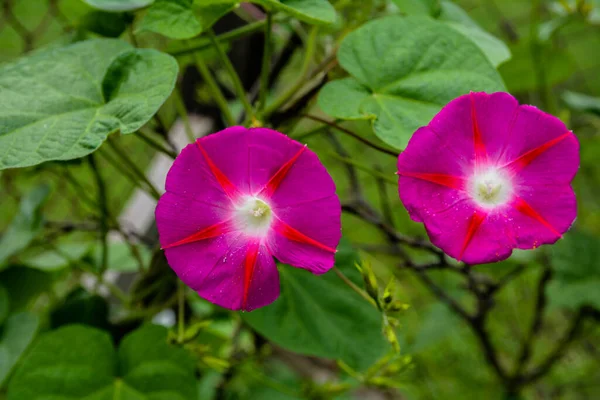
[80, 11, 134, 38]
[242, 244, 389, 371]
[562, 91, 600, 115]
[84, 0, 154, 12]
[20, 242, 92, 272]
[255, 0, 337, 25]
[318, 16, 505, 149]
[0, 312, 40, 387]
[0, 185, 50, 268]
[50, 289, 110, 330]
[547, 231, 600, 310]
[0, 39, 178, 170]
[0, 267, 53, 312]
[439, 1, 511, 67]
[136, 0, 202, 39]
[391, 0, 440, 16]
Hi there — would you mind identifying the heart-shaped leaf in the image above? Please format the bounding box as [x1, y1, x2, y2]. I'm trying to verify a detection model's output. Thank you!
[242, 241, 389, 370]
[318, 16, 505, 149]
[0, 39, 178, 170]
[7, 324, 196, 399]
[257, 0, 337, 25]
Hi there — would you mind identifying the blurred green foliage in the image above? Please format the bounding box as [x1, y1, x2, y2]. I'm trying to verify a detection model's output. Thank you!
[0, 0, 599, 399]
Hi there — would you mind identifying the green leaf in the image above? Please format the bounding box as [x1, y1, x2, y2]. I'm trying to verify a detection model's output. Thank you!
[20, 242, 92, 272]
[438, 1, 511, 67]
[0, 185, 50, 268]
[0, 39, 178, 170]
[50, 289, 110, 330]
[7, 324, 197, 399]
[80, 11, 134, 38]
[242, 243, 389, 371]
[92, 242, 151, 272]
[547, 231, 600, 309]
[84, 0, 154, 12]
[562, 91, 600, 115]
[391, 0, 440, 16]
[318, 16, 505, 149]
[0, 312, 40, 387]
[136, 0, 202, 39]
[0, 267, 54, 312]
[0, 285, 8, 326]
[255, 0, 337, 25]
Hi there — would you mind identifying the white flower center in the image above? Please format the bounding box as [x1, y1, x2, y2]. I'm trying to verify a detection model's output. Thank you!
[234, 196, 273, 237]
[469, 169, 512, 208]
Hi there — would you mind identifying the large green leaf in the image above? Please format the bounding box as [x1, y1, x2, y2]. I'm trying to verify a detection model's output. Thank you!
[0, 39, 178, 170]
[0, 312, 40, 387]
[136, 0, 235, 39]
[7, 324, 197, 400]
[547, 231, 600, 309]
[0, 185, 50, 268]
[84, 0, 154, 11]
[438, 1, 511, 67]
[318, 16, 505, 149]
[242, 242, 389, 371]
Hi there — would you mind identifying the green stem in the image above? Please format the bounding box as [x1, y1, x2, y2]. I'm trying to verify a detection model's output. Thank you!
[261, 27, 318, 119]
[325, 151, 397, 185]
[193, 51, 236, 126]
[333, 267, 378, 308]
[169, 20, 266, 57]
[173, 89, 195, 142]
[207, 28, 253, 121]
[177, 280, 185, 343]
[290, 124, 328, 140]
[107, 138, 161, 200]
[88, 154, 109, 275]
[98, 147, 157, 200]
[135, 128, 177, 159]
[257, 13, 273, 113]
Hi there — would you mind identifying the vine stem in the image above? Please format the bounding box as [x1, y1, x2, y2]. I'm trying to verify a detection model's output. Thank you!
[87, 154, 109, 277]
[177, 280, 185, 343]
[207, 28, 254, 121]
[107, 137, 161, 200]
[169, 20, 266, 57]
[261, 27, 319, 119]
[333, 267, 378, 308]
[135, 129, 177, 159]
[303, 114, 398, 156]
[256, 12, 273, 113]
[173, 88, 195, 142]
[325, 151, 397, 185]
[193, 50, 236, 126]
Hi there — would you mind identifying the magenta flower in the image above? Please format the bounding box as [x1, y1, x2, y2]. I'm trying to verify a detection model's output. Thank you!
[155, 127, 341, 311]
[397, 92, 579, 264]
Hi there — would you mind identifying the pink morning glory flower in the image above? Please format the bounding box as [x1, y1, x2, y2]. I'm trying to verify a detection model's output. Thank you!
[155, 126, 341, 311]
[397, 92, 579, 264]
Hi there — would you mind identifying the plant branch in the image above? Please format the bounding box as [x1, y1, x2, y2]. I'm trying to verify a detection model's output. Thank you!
[302, 114, 398, 157]
[207, 28, 254, 121]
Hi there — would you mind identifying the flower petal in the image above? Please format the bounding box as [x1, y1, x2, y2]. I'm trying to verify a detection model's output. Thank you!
[197, 237, 279, 311]
[508, 185, 577, 249]
[267, 196, 341, 274]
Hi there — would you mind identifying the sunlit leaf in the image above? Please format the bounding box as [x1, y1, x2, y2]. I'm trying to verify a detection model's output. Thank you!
[318, 16, 505, 149]
[0, 39, 178, 170]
